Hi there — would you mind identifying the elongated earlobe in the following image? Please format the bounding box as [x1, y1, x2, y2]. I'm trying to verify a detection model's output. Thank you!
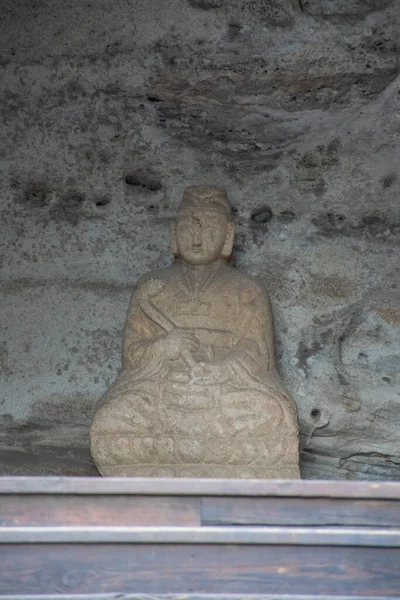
[170, 222, 179, 257]
[221, 222, 235, 259]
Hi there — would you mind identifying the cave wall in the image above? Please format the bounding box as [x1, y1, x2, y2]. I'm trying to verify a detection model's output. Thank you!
[1, 0, 399, 478]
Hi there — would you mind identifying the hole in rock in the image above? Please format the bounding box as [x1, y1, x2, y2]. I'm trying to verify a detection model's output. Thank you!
[125, 173, 162, 192]
[96, 198, 110, 207]
[311, 408, 321, 420]
[251, 205, 273, 223]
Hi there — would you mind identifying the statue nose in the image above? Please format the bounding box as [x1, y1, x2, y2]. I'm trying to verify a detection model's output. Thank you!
[193, 231, 202, 246]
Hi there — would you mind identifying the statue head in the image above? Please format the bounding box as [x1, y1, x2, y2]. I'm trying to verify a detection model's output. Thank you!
[171, 186, 235, 266]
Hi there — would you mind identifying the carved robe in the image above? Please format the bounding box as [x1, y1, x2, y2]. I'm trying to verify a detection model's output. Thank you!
[90, 261, 300, 478]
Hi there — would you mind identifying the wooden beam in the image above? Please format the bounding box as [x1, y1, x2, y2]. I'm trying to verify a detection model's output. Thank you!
[0, 477, 400, 498]
[1, 477, 400, 598]
[1, 524, 400, 546]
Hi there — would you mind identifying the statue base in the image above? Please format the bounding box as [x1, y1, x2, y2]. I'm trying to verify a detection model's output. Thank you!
[95, 463, 300, 479]
[90, 428, 300, 480]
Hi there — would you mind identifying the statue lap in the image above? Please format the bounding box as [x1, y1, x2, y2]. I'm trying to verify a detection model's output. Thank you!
[91, 378, 299, 478]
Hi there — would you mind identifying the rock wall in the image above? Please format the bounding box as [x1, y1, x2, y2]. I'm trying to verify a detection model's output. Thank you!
[1, 0, 399, 478]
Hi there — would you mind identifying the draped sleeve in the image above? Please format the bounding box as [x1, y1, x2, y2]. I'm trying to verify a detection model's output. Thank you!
[227, 281, 276, 378]
[121, 279, 167, 381]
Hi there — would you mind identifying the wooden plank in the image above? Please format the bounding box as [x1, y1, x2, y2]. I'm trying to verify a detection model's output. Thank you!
[0, 495, 200, 527]
[1, 544, 400, 596]
[1, 525, 400, 546]
[3, 494, 399, 529]
[201, 496, 400, 527]
[1, 477, 400, 499]
[0, 596, 396, 600]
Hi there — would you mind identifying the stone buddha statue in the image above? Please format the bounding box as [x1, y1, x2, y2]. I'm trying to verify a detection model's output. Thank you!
[90, 185, 300, 478]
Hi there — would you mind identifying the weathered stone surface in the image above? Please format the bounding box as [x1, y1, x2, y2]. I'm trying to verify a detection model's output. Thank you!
[301, 0, 394, 19]
[187, 0, 298, 26]
[0, 0, 399, 478]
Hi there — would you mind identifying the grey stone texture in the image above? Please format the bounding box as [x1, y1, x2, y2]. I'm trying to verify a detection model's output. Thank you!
[0, 0, 399, 479]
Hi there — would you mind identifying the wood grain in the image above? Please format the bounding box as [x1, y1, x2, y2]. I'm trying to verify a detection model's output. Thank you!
[2, 494, 399, 529]
[201, 496, 400, 527]
[2, 544, 400, 596]
[0, 495, 200, 527]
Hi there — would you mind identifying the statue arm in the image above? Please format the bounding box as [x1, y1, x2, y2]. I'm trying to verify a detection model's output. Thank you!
[223, 285, 277, 378]
[192, 285, 277, 386]
[121, 282, 200, 377]
[121, 287, 166, 376]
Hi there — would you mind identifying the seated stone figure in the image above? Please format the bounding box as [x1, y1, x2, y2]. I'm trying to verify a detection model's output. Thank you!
[90, 186, 300, 478]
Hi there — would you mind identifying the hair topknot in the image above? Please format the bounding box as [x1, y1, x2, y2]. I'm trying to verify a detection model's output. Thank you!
[179, 185, 231, 219]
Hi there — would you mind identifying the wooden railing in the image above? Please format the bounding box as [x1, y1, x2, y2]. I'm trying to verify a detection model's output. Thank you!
[1, 477, 400, 599]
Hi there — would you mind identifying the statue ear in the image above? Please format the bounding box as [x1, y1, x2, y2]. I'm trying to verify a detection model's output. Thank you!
[222, 222, 235, 259]
[170, 222, 179, 257]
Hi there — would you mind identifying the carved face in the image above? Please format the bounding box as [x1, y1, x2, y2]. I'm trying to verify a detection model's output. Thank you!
[174, 209, 232, 266]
